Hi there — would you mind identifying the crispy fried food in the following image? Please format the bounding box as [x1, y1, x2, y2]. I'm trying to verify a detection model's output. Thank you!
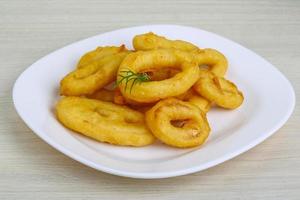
[56, 32, 244, 149]
[176, 89, 211, 113]
[60, 51, 129, 96]
[193, 69, 244, 109]
[56, 97, 155, 146]
[134, 32, 227, 77]
[77, 45, 127, 68]
[133, 32, 199, 51]
[117, 49, 199, 103]
[145, 98, 210, 148]
[86, 88, 114, 102]
[192, 48, 228, 77]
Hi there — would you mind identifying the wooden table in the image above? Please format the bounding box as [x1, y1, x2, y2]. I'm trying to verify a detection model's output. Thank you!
[1, 0, 299, 199]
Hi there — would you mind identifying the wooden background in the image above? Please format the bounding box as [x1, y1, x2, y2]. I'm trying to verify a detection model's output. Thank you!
[1, 0, 299, 199]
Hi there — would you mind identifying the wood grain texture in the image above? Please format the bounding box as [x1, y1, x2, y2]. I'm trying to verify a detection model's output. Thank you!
[0, 0, 299, 199]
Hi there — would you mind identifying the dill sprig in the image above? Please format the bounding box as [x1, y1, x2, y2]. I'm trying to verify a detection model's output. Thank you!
[116, 70, 150, 93]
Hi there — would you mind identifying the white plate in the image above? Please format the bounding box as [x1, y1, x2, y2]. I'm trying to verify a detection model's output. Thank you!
[13, 25, 295, 179]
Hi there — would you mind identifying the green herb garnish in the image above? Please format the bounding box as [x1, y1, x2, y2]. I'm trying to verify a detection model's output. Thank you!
[116, 70, 150, 93]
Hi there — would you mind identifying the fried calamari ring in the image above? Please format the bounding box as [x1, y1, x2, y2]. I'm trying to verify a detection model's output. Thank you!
[77, 45, 127, 68]
[145, 98, 210, 148]
[191, 48, 228, 77]
[114, 67, 179, 105]
[56, 97, 155, 146]
[133, 32, 199, 51]
[60, 51, 129, 96]
[193, 69, 244, 109]
[117, 49, 199, 103]
[86, 88, 114, 102]
[176, 89, 211, 113]
[171, 48, 227, 77]
[134, 32, 227, 77]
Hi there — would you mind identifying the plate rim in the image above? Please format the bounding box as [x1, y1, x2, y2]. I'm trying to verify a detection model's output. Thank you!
[12, 24, 296, 179]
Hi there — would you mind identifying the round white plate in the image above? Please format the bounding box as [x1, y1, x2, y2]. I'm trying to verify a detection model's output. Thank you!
[13, 25, 295, 179]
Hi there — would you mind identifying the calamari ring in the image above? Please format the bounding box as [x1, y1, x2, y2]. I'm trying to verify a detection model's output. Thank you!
[191, 48, 228, 77]
[77, 45, 127, 68]
[86, 88, 114, 102]
[114, 67, 180, 106]
[117, 49, 199, 103]
[156, 48, 227, 77]
[193, 69, 244, 109]
[176, 89, 211, 113]
[145, 98, 210, 148]
[60, 51, 129, 96]
[56, 97, 155, 147]
[133, 32, 199, 51]
[133, 32, 227, 77]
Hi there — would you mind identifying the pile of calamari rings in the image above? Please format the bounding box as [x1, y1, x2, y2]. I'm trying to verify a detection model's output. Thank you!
[57, 32, 244, 148]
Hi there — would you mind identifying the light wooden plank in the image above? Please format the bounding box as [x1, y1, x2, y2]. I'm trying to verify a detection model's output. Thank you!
[0, 0, 299, 199]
